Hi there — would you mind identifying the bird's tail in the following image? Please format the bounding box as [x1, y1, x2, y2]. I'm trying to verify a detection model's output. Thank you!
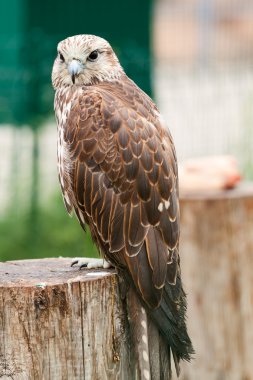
[126, 272, 194, 379]
[149, 273, 194, 375]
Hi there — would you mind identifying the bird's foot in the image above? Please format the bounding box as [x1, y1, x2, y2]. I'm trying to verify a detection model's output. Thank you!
[71, 257, 112, 270]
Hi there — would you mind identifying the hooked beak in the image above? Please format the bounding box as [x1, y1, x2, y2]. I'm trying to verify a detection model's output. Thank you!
[68, 60, 83, 84]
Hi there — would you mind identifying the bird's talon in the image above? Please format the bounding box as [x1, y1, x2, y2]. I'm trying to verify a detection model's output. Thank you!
[70, 260, 79, 267]
[79, 263, 88, 270]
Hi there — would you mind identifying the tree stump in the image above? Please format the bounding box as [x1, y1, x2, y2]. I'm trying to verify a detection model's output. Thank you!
[0, 259, 134, 380]
[179, 182, 253, 380]
[0, 258, 176, 380]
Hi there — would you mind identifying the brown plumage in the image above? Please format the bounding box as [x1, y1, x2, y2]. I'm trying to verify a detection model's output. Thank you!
[52, 34, 193, 376]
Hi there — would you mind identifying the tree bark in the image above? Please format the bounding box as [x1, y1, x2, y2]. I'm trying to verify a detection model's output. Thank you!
[179, 182, 253, 380]
[0, 258, 135, 380]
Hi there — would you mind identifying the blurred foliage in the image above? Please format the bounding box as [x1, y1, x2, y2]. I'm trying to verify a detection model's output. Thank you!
[0, 193, 99, 262]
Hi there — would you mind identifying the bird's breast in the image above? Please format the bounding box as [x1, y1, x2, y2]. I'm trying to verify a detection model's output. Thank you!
[55, 88, 77, 212]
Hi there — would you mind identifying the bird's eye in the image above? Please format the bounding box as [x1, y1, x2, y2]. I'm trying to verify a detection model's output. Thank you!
[88, 50, 99, 62]
[58, 52, 65, 62]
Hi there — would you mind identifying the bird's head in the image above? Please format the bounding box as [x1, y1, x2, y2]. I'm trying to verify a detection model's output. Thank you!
[52, 34, 123, 89]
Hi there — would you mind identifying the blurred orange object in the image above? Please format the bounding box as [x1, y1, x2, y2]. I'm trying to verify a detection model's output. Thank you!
[179, 155, 241, 193]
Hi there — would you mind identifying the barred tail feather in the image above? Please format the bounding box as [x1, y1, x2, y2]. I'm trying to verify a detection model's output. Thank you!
[127, 287, 152, 380]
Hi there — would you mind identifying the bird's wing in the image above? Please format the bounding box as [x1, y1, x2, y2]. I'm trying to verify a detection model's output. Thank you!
[64, 82, 179, 309]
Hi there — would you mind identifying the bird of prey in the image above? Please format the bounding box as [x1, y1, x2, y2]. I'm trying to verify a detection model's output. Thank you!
[52, 34, 193, 377]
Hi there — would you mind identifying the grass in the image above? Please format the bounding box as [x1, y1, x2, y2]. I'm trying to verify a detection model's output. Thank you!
[0, 193, 99, 262]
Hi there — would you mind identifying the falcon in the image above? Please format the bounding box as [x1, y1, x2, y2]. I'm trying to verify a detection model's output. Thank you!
[52, 34, 193, 377]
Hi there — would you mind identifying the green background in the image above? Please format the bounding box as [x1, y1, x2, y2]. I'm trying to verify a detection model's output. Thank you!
[0, 0, 152, 261]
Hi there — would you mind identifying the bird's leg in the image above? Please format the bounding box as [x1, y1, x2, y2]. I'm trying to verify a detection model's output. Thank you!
[71, 257, 113, 270]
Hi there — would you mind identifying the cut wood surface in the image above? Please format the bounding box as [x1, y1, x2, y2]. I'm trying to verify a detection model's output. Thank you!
[0, 259, 134, 380]
[179, 182, 253, 380]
